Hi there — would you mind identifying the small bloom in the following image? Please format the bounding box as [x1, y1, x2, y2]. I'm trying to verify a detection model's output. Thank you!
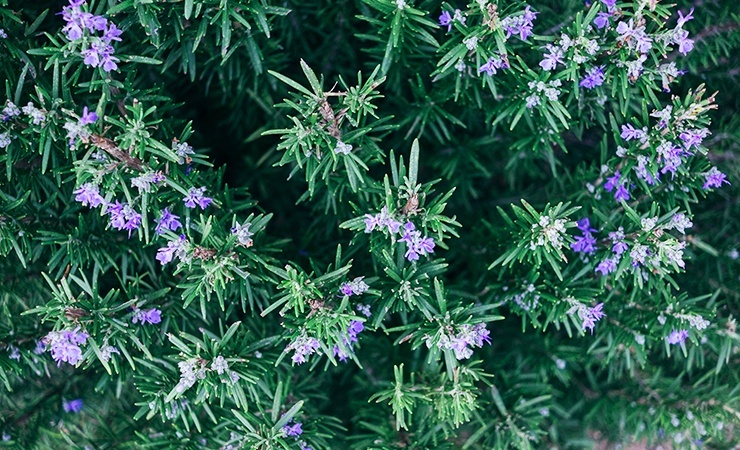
[399, 222, 435, 261]
[677, 8, 694, 27]
[702, 167, 729, 190]
[334, 141, 352, 155]
[63, 399, 84, 413]
[620, 124, 647, 142]
[156, 235, 188, 265]
[8, 346, 20, 360]
[131, 172, 164, 193]
[438, 11, 453, 31]
[594, 12, 611, 29]
[155, 208, 182, 235]
[45, 327, 89, 366]
[132, 308, 162, 325]
[478, 54, 509, 76]
[106, 201, 142, 236]
[2, 101, 20, 120]
[340, 277, 369, 297]
[669, 213, 693, 234]
[539, 44, 564, 71]
[100, 345, 119, 362]
[79, 106, 98, 125]
[174, 141, 195, 164]
[595, 258, 617, 276]
[614, 184, 630, 202]
[666, 329, 689, 345]
[287, 334, 321, 365]
[183, 187, 213, 209]
[282, 421, 303, 437]
[73, 183, 105, 208]
[231, 221, 254, 246]
[22, 102, 46, 125]
[579, 66, 605, 89]
[356, 304, 372, 317]
[581, 303, 605, 332]
[463, 36, 478, 51]
[211, 355, 229, 375]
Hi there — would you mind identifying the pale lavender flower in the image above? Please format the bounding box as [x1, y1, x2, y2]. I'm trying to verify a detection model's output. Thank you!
[340, 277, 369, 297]
[571, 218, 597, 254]
[356, 304, 372, 317]
[0, 29, 6, 39]
[231, 221, 254, 246]
[702, 167, 729, 190]
[211, 356, 229, 374]
[620, 124, 647, 142]
[131, 172, 164, 193]
[674, 29, 694, 55]
[174, 141, 195, 164]
[0, 132, 10, 149]
[364, 206, 401, 234]
[183, 187, 212, 209]
[156, 235, 187, 265]
[8, 346, 20, 360]
[478, 54, 509, 76]
[399, 222, 435, 261]
[666, 329, 689, 345]
[594, 12, 611, 29]
[22, 102, 46, 125]
[539, 44, 564, 71]
[102, 23, 122, 43]
[287, 335, 321, 365]
[74, 183, 105, 208]
[106, 201, 141, 236]
[155, 208, 182, 235]
[601, 0, 616, 11]
[677, 8, 694, 27]
[132, 308, 162, 325]
[82, 39, 119, 72]
[2, 101, 20, 121]
[609, 227, 628, 255]
[63, 399, 84, 413]
[46, 327, 89, 366]
[669, 213, 693, 234]
[34, 340, 47, 355]
[579, 66, 605, 89]
[595, 258, 617, 276]
[679, 128, 709, 150]
[500, 6, 538, 41]
[581, 303, 605, 332]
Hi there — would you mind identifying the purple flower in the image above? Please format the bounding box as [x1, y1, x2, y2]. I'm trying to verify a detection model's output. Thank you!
[579, 66, 605, 89]
[347, 321, 364, 341]
[183, 187, 213, 209]
[156, 235, 187, 265]
[702, 167, 729, 190]
[132, 308, 162, 325]
[74, 183, 105, 208]
[438, 11, 452, 31]
[582, 303, 605, 333]
[106, 201, 142, 237]
[674, 29, 694, 55]
[282, 420, 303, 437]
[364, 206, 401, 234]
[399, 222, 435, 261]
[79, 106, 98, 125]
[82, 40, 119, 72]
[287, 335, 321, 365]
[339, 277, 369, 297]
[614, 184, 630, 202]
[155, 208, 182, 235]
[500, 6, 538, 41]
[679, 128, 708, 150]
[571, 219, 597, 255]
[63, 399, 84, 413]
[46, 327, 88, 366]
[595, 258, 617, 276]
[594, 12, 611, 29]
[539, 44, 564, 71]
[102, 23, 122, 43]
[600, 0, 616, 11]
[666, 329, 689, 345]
[478, 54, 509, 76]
[604, 171, 621, 192]
[677, 8, 694, 27]
[620, 124, 647, 142]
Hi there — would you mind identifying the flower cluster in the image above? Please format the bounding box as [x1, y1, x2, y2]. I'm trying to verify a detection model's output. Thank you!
[61, 0, 121, 72]
[500, 6, 538, 42]
[45, 327, 89, 366]
[438, 9, 465, 32]
[603, 170, 630, 202]
[286, 334, 321, 365]
[175, 358, 207, 394]
[132, 307, 162, 325]
[580, 66, 606, 89]
[183, 187, 213, 210]
[529, 215, 567, 251]
[231, 221, 254, 247]
[62, 399, 84, 413]
[666, 329, 689, 345]
[63, 106, 98, 146]
[21, 102, 46, 125]
[340, 277, 369, 297]
[570, 218, 597, 255]
[525, 79, 562, 109]
[333, 141, 352, 155]
[211, 355, 229, 375]
[333, 320, 365, 362]
[156, 235, 190, 265]
[427, 323, 491, 360]
[173, 141, 195, 164]
[399, 222, 435, 261]
[478, 53, 510, 76]
[131, 172, 166, 194]
[74, 183, 106, 208]
[364, 206, 402, 234]
[566, 299, 606, 333]
[282, 419, 303, 437]
[106, 201, 142, 237]
[155, 208, 182, 235]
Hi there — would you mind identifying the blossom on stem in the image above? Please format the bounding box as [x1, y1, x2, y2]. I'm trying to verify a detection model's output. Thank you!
[702, 167, 729, 190]
[156, 235, 188, 265]
[63, 399, 84, 413]
[132, 308, 162, 325]
[106, 201, 142, 236]
[579, 66, 605, 89]
[340, 277, 369, 297]
[45, 327, 89, 366]
[666, 329, 689, 345]
[183, 187, 213, 209]
[155, 208, 182, 235]
[74, 183, 105, 208]
[399, 222, 435, 261]
[286, 334, 321, 365]
[231, 221, 254, 246]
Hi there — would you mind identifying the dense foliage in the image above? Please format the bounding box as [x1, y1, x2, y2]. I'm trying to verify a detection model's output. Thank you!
[0, 0, 738, 448]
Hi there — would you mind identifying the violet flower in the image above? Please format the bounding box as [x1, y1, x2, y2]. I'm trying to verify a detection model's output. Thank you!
[155, 208, 182, 235]
[74, 183, 105, 208]
[63, 399, 84, 413]
[132, 308, 162, 325]
[183, 187, 213, 209]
